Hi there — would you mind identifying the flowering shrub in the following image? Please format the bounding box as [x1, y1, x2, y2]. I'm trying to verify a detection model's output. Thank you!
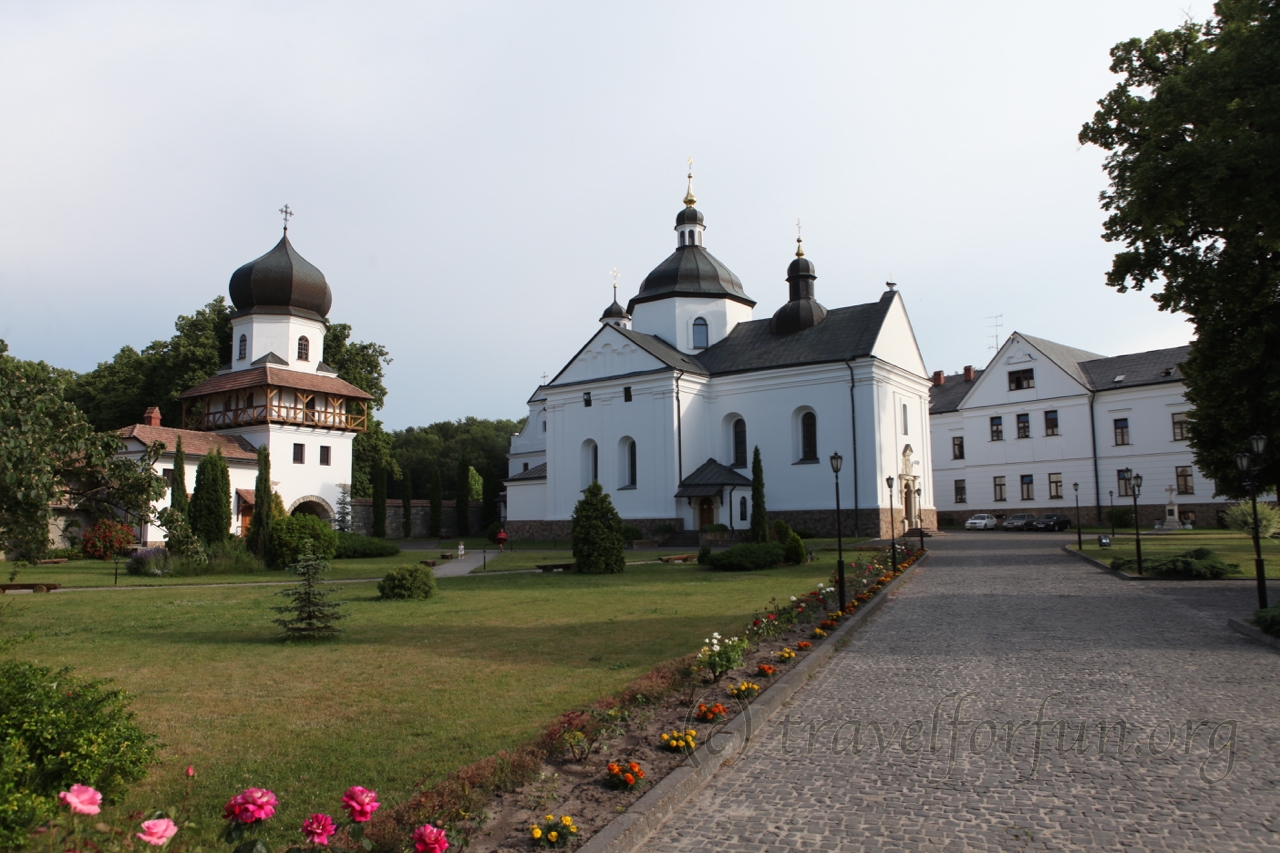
[34, 774, 196, 853]
[126, 546, 172, 576]
[81, 518, 134, 561]
[694, 702, 727, 723]
[728, 681, 760, 701]
[659, 729, 698, 753]
[530, 814, 577, 847]
[819, 619, 838, 630]
[795, 641, 812, 650]
[302, 813, 337, 845]
[756, 663, 778, 678]
[604, 761, 646, 790]
[776, 648, 796, 662]
[340, 785, 381, 822]
[544, 708, 623, 762]
[812, 628, 827, 639]
[694, 632, 748, 682]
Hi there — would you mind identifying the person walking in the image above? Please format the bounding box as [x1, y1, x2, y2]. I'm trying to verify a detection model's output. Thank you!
[496, 528, 508, 553]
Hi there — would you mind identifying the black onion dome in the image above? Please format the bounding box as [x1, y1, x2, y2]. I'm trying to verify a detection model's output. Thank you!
[601, 300, 630, 320]
[770, 248, 827, 335]
[628, 245, 754, 311]
[229, 233, 332, 319]
[787, 255, 816, 278]
[675, 206, 705, 226]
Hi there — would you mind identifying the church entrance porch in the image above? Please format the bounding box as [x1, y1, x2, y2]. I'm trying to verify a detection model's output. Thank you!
[699, 498, 715, 529]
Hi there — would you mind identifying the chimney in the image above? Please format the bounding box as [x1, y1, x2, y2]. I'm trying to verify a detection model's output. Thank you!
[962, 365, 975, 382]
[143, 406, 162, 427]
[931, 370, 945, 386]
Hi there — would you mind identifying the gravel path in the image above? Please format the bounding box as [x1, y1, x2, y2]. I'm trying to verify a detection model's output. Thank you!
[649, 532, 1279, 852]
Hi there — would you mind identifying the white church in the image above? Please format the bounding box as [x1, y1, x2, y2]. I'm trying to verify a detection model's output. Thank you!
[504, 178, 935, 541]
[116, 223, 371, 544]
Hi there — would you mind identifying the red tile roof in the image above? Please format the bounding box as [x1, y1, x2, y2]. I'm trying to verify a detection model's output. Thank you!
[118, 424, 259, 462]
[179, 366, 374, 400]
[236, 488, 256, 505]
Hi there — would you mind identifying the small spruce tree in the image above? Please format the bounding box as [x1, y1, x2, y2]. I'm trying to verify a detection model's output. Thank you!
[371, 462, 387, 538]
[169, 435, 188, 519]
[246, 445, 274, 558]
[749, 446, 769, 544]
[455, 459, 472, 537]
[401, 468, 414, 538]
[271, 548, 346, 639]
[429, 471, 443, 538]
[571, 481, 625, 574]
[335, 485, 353, 533]
[189, 448, 231, 544]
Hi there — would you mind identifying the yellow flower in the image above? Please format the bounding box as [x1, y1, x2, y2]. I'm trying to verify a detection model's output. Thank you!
[531, 827, 542, 839]
[660, 733, 669, 741]
[687, 729, 697, 736]
[561, 816, 573, 826]
[570, 826, 579, 833]
[548, 831, 558, 842]
[545, 814, 554, 822]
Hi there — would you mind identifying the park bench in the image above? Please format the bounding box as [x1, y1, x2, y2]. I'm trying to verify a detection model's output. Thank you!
[36, 558, 68, 565]
[0, 583, 62, 593]
[419, 560, 438, 568]
[536, 563, 574, 572]
[439, 553, 455, 560]
[659, 554, 696, 564]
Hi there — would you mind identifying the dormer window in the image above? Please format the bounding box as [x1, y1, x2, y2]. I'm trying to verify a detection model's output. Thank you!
[238, 334, 247, 360]
[692, 317, 709, 349]
[297, 336, 310, 361]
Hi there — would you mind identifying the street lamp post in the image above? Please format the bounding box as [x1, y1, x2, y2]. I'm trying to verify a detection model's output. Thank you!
[1123, 468, 1144, 575]
[830, 452, 847, 612]
[1073, 482, 1083, 550]
[886, 476, 897, 574]
[1234, 433, 1269, 610]
[1108, 490, 1115, 538]
[915, 487, 925, 554]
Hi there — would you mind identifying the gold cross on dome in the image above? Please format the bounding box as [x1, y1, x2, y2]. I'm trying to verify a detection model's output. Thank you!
[279, 204, 294, 230]
[611, 267, 620, 300]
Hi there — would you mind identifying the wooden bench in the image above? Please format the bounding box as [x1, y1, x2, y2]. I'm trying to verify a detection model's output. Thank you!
[659, 554, 697, 564]
[36, 558, 68, 565]
[0, 583, 62, 593]
[419, 560, 438, 568]
[536, 563, 574, 572]
[439, 553, 455, 560]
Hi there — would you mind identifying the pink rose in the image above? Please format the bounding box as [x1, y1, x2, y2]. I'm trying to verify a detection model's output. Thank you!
[301, 813, 336, 845]
[58, 785, 103, 815]
[413, 824, 449, 853]
[340, 786, 380, 823]
[186, 766, 195, 778]
[223, 788, 277, 823]
[136, 818, 178, 846]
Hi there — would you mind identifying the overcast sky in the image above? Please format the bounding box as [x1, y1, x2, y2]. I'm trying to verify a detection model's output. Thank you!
[0, 1, 1203, 429]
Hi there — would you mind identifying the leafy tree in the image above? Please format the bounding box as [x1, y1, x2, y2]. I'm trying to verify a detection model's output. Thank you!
[468, 465, 484, 501]
[170, 435, 188, 518]
[429, 470, 443, 537]
[401, 467, 414, 537]
[271, 550, 345, 639]
[352, 421, 399, 499]
[390, 417, 523, 526]
[323, 322, 390, 409]
[188, 448, 231, 544]
[269, 513, 339, 568]
[371, 461, 388, 538]
[454, 458, 472, 536]
[749, 446, 769, 543]
[246, 445, 274, 558]
[570, 481, 625, 574]
[1079, 3, 1280, 493]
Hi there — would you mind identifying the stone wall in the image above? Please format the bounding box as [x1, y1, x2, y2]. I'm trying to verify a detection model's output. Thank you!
[351, 499, 485, 539]
[767, 508, 936, 541]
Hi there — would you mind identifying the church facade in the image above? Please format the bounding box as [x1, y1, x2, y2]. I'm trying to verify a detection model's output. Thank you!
[504, 182, 935, 541]
[118, 226, 371, 544]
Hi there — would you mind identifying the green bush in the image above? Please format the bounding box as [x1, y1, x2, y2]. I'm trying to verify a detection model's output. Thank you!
[783, 531, 807, 564]
[377, 564, 438, 600]
[621, 525, 645, 541]
[706, 542, 785, 572]
[126, 547, 170, 576]
[792, 528, 818, 539]
[1105, 507, 1134, 530]
[1224, 501, 1280, 539]
[772, 519, 792, 543]
[571, 482, 625, 574]
[700, 523, 729, 533]
[1254, 605, 1280, 636]
[0, 660, 158, 849]
[1114, 548, 1237, 578]
[45, 546, 81, 560]
[696, 544, 712, 565]
[269, 514, 339, 568]
[334, 531, 401, 559]
[486, 519, 502, 542]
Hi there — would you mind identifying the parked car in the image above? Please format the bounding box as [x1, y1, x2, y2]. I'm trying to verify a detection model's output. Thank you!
[965, 514, 998, 530]
[1032, 513, 1072, 531]
[1003, 513, 1038, 531]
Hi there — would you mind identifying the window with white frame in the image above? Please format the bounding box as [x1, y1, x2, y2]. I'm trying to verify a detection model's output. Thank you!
[993, 476, 1006, 501]
[1020, 474, 1034, 501]
[1049, 472, 1063, 499]
[954, 479, 967, 504]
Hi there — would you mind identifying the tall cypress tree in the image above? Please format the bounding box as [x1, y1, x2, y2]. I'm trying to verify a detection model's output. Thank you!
[401, 468, 414, 538]
[246, 444, 274, 557]
[372, 461, 387, 538]
[749, 446, 769, 544]
[429, 469, 443, 538]
[454, 459, 471, 536]
[169, 435, 188, 518]
[189, 448, 231, 544]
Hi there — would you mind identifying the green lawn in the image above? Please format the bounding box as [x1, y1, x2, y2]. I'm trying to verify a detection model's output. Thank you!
[467, 548, 691, 573]
[3, 554, 416, 588]
[0, 561, 830, 847]
[1071, 528, 1280, 577]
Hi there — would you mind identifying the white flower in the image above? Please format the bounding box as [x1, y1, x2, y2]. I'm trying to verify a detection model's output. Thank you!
[703, 639, 709, 644]
[711, 644, 720, 652]
[790, 596, 797, 602]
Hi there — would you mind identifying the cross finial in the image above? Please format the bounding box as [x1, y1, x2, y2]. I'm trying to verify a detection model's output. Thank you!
[683, 157, 697, 207]
[795, 218, 804, 257]
[279, 204, 294, 231]
[611, 267, 620, 301]
[540, 372, 549, 385]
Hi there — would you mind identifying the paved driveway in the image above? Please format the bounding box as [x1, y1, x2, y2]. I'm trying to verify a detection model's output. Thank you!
[651, 532, 1279, 852]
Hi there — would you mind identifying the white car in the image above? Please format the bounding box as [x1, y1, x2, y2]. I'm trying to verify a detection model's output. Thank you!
[965, 514, 998, 530]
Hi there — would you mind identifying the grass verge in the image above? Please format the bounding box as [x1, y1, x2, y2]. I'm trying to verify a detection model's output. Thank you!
[1069, 528, 1280, 578]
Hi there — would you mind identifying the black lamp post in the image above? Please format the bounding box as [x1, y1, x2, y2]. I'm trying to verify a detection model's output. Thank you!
[830, 452, 846, 611]
[886, 476, 897, 574]
[1123, 468, 1144, 575]
[1234, 433, 1269, 610]
[1108, 490, 1115, 538]
[915, 487, 925, 553]
[1073, 482, 1083, 550]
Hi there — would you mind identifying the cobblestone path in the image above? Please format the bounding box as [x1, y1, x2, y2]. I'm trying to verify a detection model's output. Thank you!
[651, 533, 1279, 852]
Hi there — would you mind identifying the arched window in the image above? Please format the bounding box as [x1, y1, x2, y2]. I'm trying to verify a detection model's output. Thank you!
[592, 444, 599, 483]
[238, 334, 247, 360]
[692, 317, 709, 349]
[732, 418, 747, 468]
[628, 439, 637, 487]
[582, 440, 599, 489]
[801, 411, 818, 461]
[297, 336, 310, 361]
[740, 495, 748, 521]
[679, 231, 686, 247]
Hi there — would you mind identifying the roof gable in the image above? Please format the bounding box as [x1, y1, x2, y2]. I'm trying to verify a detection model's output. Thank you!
[549, 325, 704, 387]
[957, 333, 1095, 409]
[869, 291, 927, 375]
[118, 424, 259, 462]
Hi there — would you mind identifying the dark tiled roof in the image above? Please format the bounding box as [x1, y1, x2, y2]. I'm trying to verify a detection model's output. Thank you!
[504, 462, 547, 483]
[119, 424, 259, 461]
[236, 488, 256, 505]
[628, 244, 755, 311]
[1017, 334, 1107, 388]
[928, 370, 985, 413]
[615, 328, 709, 374]
[675, 458, 753, 498]
[1080, 345, 1191, 391]
[229, 232, 332, 319]
[179, 366, 374, 400]
[251, 352, 289, 366]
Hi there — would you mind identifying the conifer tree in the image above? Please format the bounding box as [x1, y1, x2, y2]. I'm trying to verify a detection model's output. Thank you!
[189, 448, 231, 544]
[454, 459, 471, 537]
[335, 485, 352, 533]
[571, 480, 625, 574]
[401, 468, 414, 538]
[169, 435, 188, 518]
[246, 444, 273, 557]
[371, 461, 387, 538]
[271, 549, 345, 639]
[749, 446, 769, 544]
[429, 470, 443, 538]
